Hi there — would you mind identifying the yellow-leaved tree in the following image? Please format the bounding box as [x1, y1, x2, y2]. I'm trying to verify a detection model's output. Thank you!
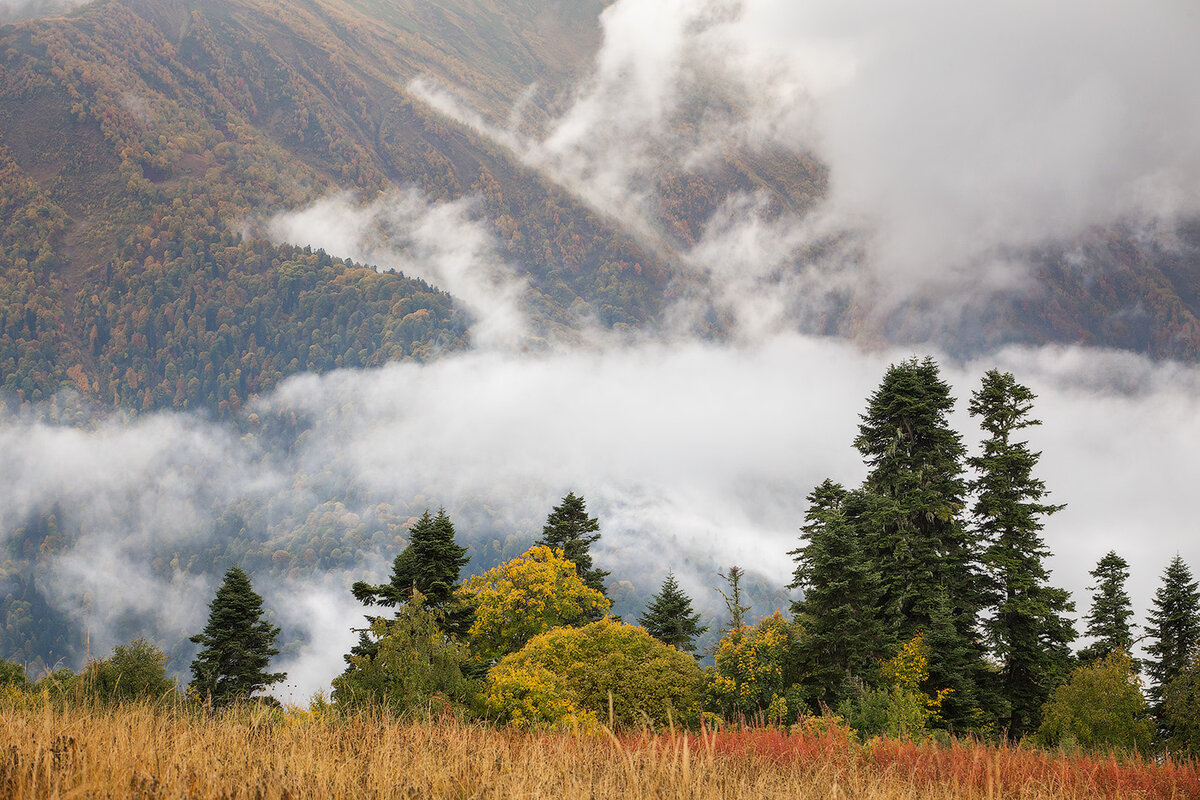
[458, 545, 610, 664]
[705, 611, 803, 724]
[485, 618, 704, 730]
[849, 633, 952, 740]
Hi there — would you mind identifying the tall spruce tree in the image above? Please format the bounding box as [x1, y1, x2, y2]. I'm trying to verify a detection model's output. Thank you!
[854, 356, 984, 729]
[639, 573, 708, 654]
[1145, 555, 1200, 716]
[968, 370, 1076, 738]
[350, 508, 471, 655]
[536, 492, 610, 598]
[1078, 551, 1136, 664]
[788, 480, 887, 710]
[189, 566, 285, 707]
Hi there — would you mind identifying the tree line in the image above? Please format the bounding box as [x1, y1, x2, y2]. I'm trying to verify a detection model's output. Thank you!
[4, 357, 1199, 756]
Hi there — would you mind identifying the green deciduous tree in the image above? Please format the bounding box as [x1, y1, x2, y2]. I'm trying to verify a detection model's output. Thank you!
[80, 638, 176, 704]
[457, 545, 610, 664]
[789, 480, 887, 711]
[638, 572, 708, 655]
[188, 566, 285, 707]
[1036, 650, 1153, 755]
[535, 492, 610, 600]
[332, 592, 477, 716]
[1161, 656, 1200, 757]
[1078, 551, 1136, 664]
[1145, 555, 1200, 717]
[968, 370, 1075, 738]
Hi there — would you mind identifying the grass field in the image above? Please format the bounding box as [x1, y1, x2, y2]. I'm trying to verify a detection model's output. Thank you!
[2, 702, 1197, 799]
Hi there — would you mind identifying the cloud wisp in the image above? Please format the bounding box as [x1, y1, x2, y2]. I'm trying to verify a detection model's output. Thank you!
[267, 189, 531, 351]
[5, 334, 1200, 699]
[412, 0, 1200, 332]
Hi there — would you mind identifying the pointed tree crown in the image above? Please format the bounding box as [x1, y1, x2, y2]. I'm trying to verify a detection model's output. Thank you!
[188, 566, 284, 707]
[1146, 555, 1200, 707]
[535, 491, 609, 596]
[1080, 551, 1136, 662]
[639, 572, 708, 654]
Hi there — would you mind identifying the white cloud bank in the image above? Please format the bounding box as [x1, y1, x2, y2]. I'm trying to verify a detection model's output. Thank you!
[267, 190, 530, 351]
[4, 336, 1199, 700]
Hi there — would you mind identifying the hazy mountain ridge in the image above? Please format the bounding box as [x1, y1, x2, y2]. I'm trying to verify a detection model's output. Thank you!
[0, 0, 668, 412]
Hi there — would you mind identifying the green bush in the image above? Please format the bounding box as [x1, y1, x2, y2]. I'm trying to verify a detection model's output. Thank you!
[1161, 657, 1200, 757]
[333, 600, 478, 717]
[1036, 651, 1154, 754]
[78, 638, 177, 704]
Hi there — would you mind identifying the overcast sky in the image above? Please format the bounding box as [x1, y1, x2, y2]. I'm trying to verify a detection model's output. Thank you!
[3, 0, 1200, 700]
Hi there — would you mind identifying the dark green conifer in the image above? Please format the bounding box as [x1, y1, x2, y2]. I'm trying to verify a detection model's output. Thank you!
[188, 566, 284, 707]
[789, 480, 887, 710]
[968, 370, 1076, 738]
[350, 508, 471, 646]
[535, 492, 610, 598]
[1078, 551, 1136, 664]
[638, 572, 708, 654]
[854, 356, 984, 729]
[1145, 555, 1200, 717]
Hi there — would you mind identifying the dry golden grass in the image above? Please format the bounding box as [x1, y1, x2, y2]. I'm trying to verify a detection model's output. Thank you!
[1, 701, 1196, 799]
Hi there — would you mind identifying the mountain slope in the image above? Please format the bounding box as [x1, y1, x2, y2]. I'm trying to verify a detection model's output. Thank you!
[1, 0, 1199, 424]
[0, 0, 666, 413]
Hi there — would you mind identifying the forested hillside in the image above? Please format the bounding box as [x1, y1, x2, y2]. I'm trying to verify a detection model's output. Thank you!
[0, 0, 671, 413]
[2, 0, 1200, 721]
[3, 0, 1197, 423]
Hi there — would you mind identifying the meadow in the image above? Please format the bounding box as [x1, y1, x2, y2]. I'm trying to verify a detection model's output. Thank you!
[3, 702, 1198, 800]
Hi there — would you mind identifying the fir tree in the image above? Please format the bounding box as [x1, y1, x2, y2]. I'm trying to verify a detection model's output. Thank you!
[639, 572, 708, 654]
[349, 508, 471, 658]
[788, 480, 887, 710]
[854, 356, 984, 729]
[1145, 555, 1200, 716]
[968, 370, 1076, 738]
[189, 566, 284, 707]
[1078, 551, 1136, 664]
[535, 492, 610, 598]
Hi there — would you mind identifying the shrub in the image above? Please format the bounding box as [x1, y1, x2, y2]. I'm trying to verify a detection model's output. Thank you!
[842, 634, 950, 740]
[77, 638, 177, 704]
[1161, 656, 1200, 757]
[1036, 650, 1154, 754]
[705, 612, 803, 724]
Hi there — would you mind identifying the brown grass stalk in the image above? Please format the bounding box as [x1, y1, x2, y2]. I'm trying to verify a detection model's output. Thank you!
[0, 701, 1195, 799]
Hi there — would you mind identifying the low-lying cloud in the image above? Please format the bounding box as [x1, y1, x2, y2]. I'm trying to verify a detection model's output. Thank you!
[5, 335, 1199, 700]
[0, 0, 82, 23]
[267, 190, 530, 351]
